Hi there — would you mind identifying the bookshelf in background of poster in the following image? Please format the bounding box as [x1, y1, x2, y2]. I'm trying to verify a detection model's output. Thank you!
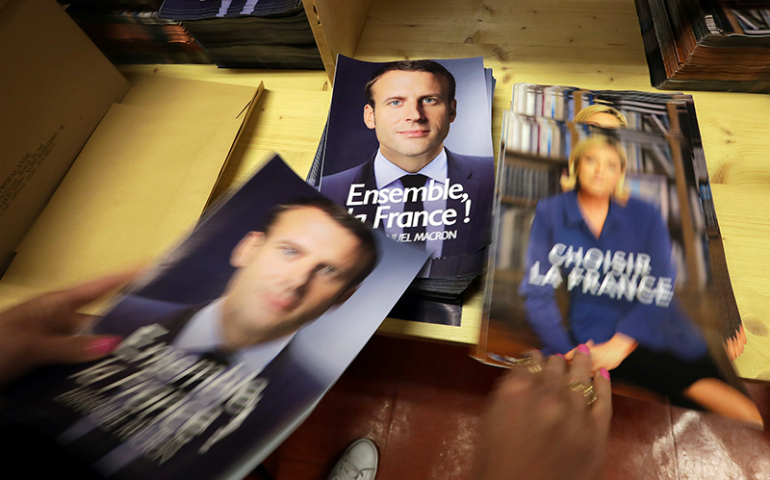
[478, 82, 746, 375]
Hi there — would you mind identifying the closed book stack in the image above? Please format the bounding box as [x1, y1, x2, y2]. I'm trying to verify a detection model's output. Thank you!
[634, 0, 770, 93]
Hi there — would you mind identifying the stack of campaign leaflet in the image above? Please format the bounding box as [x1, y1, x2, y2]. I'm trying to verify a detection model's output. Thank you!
[474, 83, 758, 422]
[309, 55, 496, 326]
[159, 0, 300, 19]
[634, 0, 770, 93]
[62, 0, 210, 65]
[0, 156, 428, 479]
[157, 0, 323, 69]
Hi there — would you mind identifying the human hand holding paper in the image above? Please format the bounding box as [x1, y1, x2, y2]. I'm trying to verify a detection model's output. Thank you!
[475, 350, 612, 480]
[0, 273, 133, 388]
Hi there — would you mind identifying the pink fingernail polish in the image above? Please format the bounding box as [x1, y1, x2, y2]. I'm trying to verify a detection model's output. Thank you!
[577, 344, 590, 354]
[600, 368, 611, 381]
[86, 336, 122, 356]
[555, 353, 566, 359]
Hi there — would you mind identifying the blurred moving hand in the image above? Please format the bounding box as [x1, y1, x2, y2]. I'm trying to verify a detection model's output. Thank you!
[724, 325, 747, 361]
[476, 349, 612, 480]
[0, 273, 135, 388]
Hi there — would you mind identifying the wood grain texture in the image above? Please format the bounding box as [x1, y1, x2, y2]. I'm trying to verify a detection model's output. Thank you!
[712, 184, 770, 380]
[115, 1, 770, 359]
[118, 65, 332, 199]
[302, 0, 374, 80]
[111, 66, 486, 344]
[349, 0, 770, 371]
[7, 0, 767, 369]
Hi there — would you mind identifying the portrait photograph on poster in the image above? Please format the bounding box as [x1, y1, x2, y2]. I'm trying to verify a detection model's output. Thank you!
[317, 55, 496, 282]
[493, 83, 743, 357]
[0, 156, 428, 480]
[307, 55, 496, 328]
[476, 86, 763, 426]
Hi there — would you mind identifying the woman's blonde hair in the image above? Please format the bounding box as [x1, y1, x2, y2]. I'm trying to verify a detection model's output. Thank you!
[560, 135, 629, 203]
[573, 104, 627, 128]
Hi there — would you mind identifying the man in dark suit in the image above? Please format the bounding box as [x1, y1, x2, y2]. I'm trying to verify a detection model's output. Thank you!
[31, 198, 378, 476]
[104, 197, 378, 367]
[320, 60, 493, 276]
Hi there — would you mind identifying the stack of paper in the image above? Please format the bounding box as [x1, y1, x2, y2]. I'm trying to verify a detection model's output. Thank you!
[478, 82, 744, 365]
[1, 156, 429, 480]
[1, 0, 130, 276]
[159, 0, 323, 69]
[634, 0, 770, 93]
[159, 0, 302, 19]
[0, 74, 263, 312]
[64, 1, 210, 65]
[310, 56, 496, 326]
[473, 84, 763, 424]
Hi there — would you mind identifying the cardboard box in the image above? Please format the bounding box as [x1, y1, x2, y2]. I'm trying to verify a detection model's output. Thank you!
[0, 0, 263, 311]
[0, 0, 129, 272]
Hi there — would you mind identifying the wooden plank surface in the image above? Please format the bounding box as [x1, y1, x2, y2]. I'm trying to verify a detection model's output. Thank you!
[355, 0, 770, 372]
[6, 0, 768, 374]
[115, 65, 483, 345]
[118, 0, 770, 369]
[118, 66, 332, 197]
[302, 0, 373, 80]
[712, 184, 770, 379]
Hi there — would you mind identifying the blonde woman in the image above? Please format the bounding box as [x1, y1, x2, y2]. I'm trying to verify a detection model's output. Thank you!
[573, 104, 627, 129]
[519, 135, 762, 425]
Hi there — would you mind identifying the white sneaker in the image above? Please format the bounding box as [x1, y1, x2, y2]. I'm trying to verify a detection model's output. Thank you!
[327, 438, 378, 480]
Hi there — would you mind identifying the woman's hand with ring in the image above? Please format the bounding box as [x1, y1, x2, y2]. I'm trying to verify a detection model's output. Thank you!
[475, 348, 612, 480]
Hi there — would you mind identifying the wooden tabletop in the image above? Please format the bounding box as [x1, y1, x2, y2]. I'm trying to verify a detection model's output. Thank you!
[101, 0, 770, 380]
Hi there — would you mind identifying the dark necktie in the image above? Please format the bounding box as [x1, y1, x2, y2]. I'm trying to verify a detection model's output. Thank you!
[400, 174, 428, 248]
[172, 349, 231, 392]
[201, 348, 232, 368]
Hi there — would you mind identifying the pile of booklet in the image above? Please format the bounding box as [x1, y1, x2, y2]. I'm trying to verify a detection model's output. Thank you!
[158, 0, 302, 19]
[476, 83, 755, 417]
[159, 0, 323, 69]
[62, 0, 209, 64]
[309, 56, 496, 326]
[634, 0, 770, 93]
[0, 156, 428, 479]
[61, 0, 323, 69]
[3, 7, 427, 471]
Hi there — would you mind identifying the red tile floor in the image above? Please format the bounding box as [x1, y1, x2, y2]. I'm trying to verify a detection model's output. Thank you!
[253, 335, 770, 480]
